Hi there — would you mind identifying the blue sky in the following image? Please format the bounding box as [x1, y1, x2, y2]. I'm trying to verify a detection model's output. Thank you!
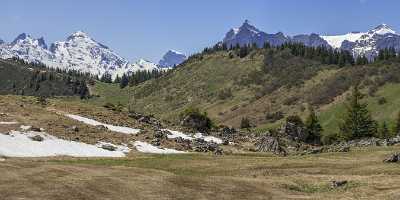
[1, 0, 399, 62]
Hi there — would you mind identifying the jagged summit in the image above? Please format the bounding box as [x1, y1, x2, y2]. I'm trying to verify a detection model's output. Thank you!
[0, 31, 163, 79]
[158, 50, 187, 68]
[369, 23, 396, 35]
[11, 33, 30, 45]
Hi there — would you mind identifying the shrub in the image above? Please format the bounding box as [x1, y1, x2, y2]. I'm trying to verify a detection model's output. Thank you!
[180, 107, 214, 131]
[377, 97, 387, 105]
[218, 88, 233, 100]
[240, 117, 251, 129]
[265, 111, 284, 122]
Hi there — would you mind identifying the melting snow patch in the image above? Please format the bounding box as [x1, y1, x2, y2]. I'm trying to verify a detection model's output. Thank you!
[20, 125, 32, 131]
[65, 114, 140, 135]
[96, 142, 131, 154]
[163, 129, 223, 144]
[164, 129, 194, 140]
[194, 133, 223, 144]
[0, 131, 127, 157]
[0, 122, 19, 125]
[133, 141, 186, 154]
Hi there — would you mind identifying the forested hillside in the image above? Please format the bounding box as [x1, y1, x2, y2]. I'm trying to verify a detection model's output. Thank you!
[0, 58, 90, 98]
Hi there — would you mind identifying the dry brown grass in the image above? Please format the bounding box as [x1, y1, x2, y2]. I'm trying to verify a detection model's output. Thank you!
[1, 147, 400, 200]
[1, 95, 400, 199]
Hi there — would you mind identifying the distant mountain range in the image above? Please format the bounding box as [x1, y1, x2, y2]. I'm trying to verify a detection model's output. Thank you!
[0, 31, 186, 78]
[223, 20, 400, 60]
[1, 21, 399, 78]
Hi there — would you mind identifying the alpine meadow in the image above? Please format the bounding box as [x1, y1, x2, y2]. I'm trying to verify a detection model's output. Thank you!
[1, 1, 400, 200]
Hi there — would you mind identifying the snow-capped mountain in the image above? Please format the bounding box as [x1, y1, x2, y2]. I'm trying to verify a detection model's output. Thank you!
[0, 31, 163, 79]
[223, 20, 288, 48]
[223, 21, 400, 60]
[48, 31, 131, 77]
[2, 33, 53, 64]
[158, 50, 187, 68]
[322, 24, 400, 59]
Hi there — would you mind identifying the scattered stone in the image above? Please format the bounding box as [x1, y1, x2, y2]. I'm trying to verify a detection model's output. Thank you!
[95, 125, 108, 131]
[29, 126, 42, 132]
[331, 180, 348, 188]
[151, 139, 161, 146]
[193, 138, 219, 152]
[255, 135, 287, 156]
[154, 130, 168, 140]
[279, 121, 307, 143]
[383, 153, 400, 163]
[101, 144, 117, 151]
[138, 116, 151, 124]
[30, 135, 44, 142]
[67, 126, 79, 133]
[214, 148, 223, 156]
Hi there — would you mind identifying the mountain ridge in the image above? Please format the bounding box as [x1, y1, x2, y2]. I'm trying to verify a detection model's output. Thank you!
[0, 31, 163, 79]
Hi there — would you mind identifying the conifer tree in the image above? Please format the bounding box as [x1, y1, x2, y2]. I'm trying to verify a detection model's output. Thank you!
[395, 111, 400, 135]
[379, 121, 391, 139]
[339, 85, 377, 140]
[305, 106, 323, 144]
[120, 74, 129, 89]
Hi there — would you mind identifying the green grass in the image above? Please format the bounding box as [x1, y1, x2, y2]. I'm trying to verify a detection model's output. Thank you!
[319, 83, 400, 135]
[87, 81, 133, 107]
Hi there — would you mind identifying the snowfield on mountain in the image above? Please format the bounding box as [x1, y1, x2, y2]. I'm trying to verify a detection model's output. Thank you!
[0, 31, 165, 78]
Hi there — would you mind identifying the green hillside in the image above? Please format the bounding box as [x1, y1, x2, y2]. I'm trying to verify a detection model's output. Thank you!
[0, 59, 89, 98]
[88, 46, 400, 139]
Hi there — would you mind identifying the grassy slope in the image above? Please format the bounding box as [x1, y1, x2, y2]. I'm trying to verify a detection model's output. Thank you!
[320, 83, 400, 134]
[128, 51, 265, 123]
[89, 50, 400, 137]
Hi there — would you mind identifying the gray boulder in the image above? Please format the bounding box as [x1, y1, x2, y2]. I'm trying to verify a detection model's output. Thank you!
[255, 135, 287, 156]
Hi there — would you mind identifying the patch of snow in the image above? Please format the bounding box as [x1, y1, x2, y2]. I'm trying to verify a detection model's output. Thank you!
[321, 32, 365, 49]
[133, 141, 186, 154]
[65, 114, 140, 135]
[0, 122, 19, 125]
[20, 125, 32, 131]
[95, 142, 131, 154]
[164, 129, 194, 140]
[0, 131, 126, 157]
[163, 129, 223, 144]
[0, 158, 5, 162]
[194, 133, 223, 144]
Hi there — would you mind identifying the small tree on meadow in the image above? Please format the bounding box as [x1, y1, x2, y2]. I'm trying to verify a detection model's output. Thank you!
[395, 111, 400, 135]
[379, 121, 391, 139]
[339, 85, 377, 140]
[305, 106, 323, 145]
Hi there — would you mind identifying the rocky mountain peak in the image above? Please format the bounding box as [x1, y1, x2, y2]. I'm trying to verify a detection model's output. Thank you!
[158, 50, 187, 68]
[369, 23, 396, 35]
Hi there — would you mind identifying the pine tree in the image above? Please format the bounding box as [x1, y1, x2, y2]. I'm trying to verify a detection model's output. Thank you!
[379, 121, 391, 139]
[120, 74, 129, 89]
[395, 111, 400, 135]
[305, 106, 323, 145]
[339, 85, 377, 140]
